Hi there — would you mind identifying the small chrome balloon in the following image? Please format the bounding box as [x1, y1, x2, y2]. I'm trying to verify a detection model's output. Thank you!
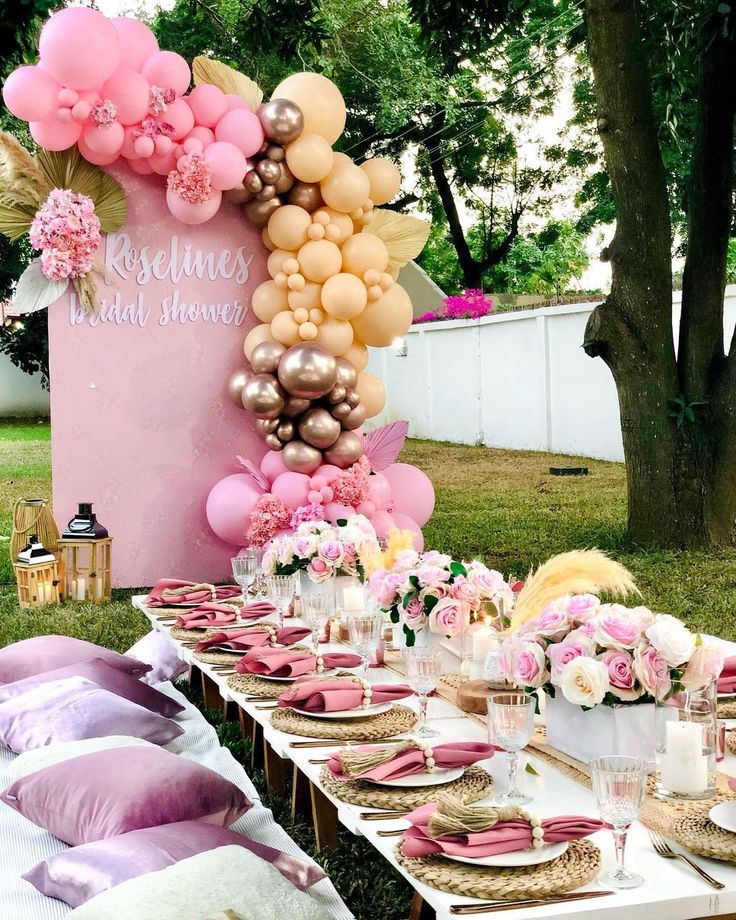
[334, 357, 358, 390]
[258, 98, 305, 145]
[241, 373, 285, 419]
[287, 181, 323, 212]
[274, 162, 295, 195]
[345, 389, 361, 408]
[331, 401, 352, 420]
[256, 184, 277, 201]
[266, 144, 285, 162]
[255, 417, 279, 436]
[244, 169, 263, 193]
[341, 404, 366, 430]
[243, 196, 281, 228]
[298, 407, 341, 449]
[328, 384, 346, 404]
[276, 420, 295, 442]
[256, 158, 281, 184]
[324, 430, 363, 469]
[282, 396, 312, 418]
[250, 340, 286, 375]
[226, 368, 250, 406]
[282, 439, 322, 474]
[264, 433, 284, 451]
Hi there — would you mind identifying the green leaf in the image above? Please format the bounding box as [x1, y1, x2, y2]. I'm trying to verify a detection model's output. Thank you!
[336, 518, 348, 526]
[402, 623, 416, 647]
[424, 594, 439, 613]
[402, 592, 413, 609]
[390, 609, 400, 624]
[525, 762, 540, 776]
[450, 561, 467, 577]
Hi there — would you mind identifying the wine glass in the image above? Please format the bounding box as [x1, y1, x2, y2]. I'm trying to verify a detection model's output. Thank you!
[348, 610, 383, 680]
[231, 554, 257, 600]
[301, 594, 332, 655]
[403, 646, 442, 737]
[266, 574, 295, 628]
[487, 691, 535, 803]
[591, 755, 647, 889]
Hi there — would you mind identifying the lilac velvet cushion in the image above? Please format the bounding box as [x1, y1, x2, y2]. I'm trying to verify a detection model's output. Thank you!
[0, 657, 183, 718]
[1, 746, 252, 845]
[24, 820, 326, 907]
[127, 631, 188, 686]
[0, 677, 184, 754]
[0, 635, 150, 685]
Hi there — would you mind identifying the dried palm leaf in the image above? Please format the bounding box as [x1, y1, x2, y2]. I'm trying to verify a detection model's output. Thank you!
[509, 549, 639, 632]
[0, 132, 46, 209]
[93, 170, 127, 232]
[364, 209, 431, 272]
[37, 147, 102, 200]
[193, 56, 263, 111]
[13, 259, 69, 314]
[0, 202, 35, 241]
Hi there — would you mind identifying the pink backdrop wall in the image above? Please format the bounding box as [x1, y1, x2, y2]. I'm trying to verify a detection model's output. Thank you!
[48, 167, 268, 587]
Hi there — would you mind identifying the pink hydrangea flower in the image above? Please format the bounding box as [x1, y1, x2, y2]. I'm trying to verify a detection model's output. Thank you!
[331, 456, 371, 508]
[167, 152, 213, 205]
[246, 494, 291, 547]
[290, 503, 326, 529]
[30, 189, 101, 281]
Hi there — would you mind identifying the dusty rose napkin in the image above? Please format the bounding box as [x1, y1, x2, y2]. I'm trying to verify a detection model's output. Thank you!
[400, 803, 605, 859]
[175, 603, 239, 629]
[327, 741, 495, 782]
[239, 600, 278, 621]
[145, 579, 241, 607]
[195, 626, 311, 654]
[718, 656, 736, 693]
[240, 647, 362, 678]
[277, 678, 413, 712]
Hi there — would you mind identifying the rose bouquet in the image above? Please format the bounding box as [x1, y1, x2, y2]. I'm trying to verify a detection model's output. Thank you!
[368, 551, 514, 646]
[499, 594, 722, 707]
[262, 515, 379, 584]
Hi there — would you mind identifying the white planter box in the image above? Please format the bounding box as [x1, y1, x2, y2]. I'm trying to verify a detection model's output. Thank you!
[545, 694, 656, 765]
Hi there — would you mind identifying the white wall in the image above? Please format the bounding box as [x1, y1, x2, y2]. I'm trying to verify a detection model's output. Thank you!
[0, 354, 49, 417]
[368, 287, 736, 462]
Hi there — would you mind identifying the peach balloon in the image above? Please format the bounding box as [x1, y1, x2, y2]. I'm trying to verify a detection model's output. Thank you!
[271, 72, 346, 145]
[359, 157, 401, 205]
[320, 161, 371, 213]
[297, 239, 342, 283]
[270, 309, 302, 347]
[319, 209, 354, 244]
[320, 272, 368, 320]
[244, 323, 276, 360]
[342, 340, 369, 372]
[252, 280, 289, 322]
[315, 316, 354, 356]
[262, 227, 277, 251]
[267, 249, 297, 278]
[288, 281, 322, 312]
[356, 371, 386, 418]
[341, 232, 389, 277]
[267, 205, 312, 252]
[351, 282, 413, 347]
[285, 132, 334, 183]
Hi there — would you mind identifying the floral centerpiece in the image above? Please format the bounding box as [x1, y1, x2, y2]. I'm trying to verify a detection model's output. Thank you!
[368, 550, 514, 646]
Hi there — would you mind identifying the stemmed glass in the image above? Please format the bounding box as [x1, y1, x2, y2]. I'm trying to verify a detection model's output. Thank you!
[348, 610, 383, 680]
[591, 755, 647, 889]
[231, 554, 257, 600]
[301, 594, 332, 656]
[266, 574, 295, 628]
[403, 646, 442, 737]
[487, 691, 535, 804]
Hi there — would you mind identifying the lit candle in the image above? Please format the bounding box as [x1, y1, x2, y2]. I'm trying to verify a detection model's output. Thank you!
[341, 585, 365, 613]
[472, 627, 497, 662]
[660, 720, 708, 794]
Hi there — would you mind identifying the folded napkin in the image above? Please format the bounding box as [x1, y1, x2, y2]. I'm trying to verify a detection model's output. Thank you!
[195, 626, 311, 654]
[400, 801, 605, 859]
[277, 678, 413, 713]
[719, 656, 736, 693]
[327, 741, 495, 782]
[145, 578, 241, 607]
[239, 647, 362, 679]
[175, 603, 240, 629]
[239, 600, 278, 621]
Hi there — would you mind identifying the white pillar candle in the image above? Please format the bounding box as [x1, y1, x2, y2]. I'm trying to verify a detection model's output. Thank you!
[666, 720, 702, 757]
[341, 585, 365, 612]
[472, 627, 498, 662]
[660, 720, 708, 794]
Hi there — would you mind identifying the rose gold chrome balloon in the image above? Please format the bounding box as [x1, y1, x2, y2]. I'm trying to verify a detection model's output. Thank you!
[276, 420, 295, 442]
[334, 357, 358, 390]
[345, 389, 361, 409]
[282, 395, 312, 418]
[287, 181, 323, 212]
[242, 373, 286, 419]
[328, 383, 346, 404]
[255, 417, 279, 436]
[323, 430, 363, 468]
[227, 368, 250, 406]
[243, 196, 281, 228]
[264, 433, 284, 451]
[277, 343, 337, 398]
[250, 340, 286, 375]
[331, 401, 352, 420]
[258, 98, 305, 145]
[282, 439, 322, 474]
[298, 407, 341, 449]
[341, 404, 366, 430]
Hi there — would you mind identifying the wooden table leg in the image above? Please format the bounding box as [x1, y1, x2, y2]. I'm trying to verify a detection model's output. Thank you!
[291, 764, 311, 822]
[251, 720, 265, 773]
[310, 781, 338, 852]
[200, 670, 221, 710]
[264, 741, 287, 797]
[223, 699, 238, 722]
[409, 893, 436, 920]
[238, 706, 254, 741]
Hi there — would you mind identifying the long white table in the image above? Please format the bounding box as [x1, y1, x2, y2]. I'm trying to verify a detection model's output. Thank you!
[132, 596, 736, 920]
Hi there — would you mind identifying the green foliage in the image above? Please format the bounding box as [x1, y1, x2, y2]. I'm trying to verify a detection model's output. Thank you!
[488, 220, 589, 295]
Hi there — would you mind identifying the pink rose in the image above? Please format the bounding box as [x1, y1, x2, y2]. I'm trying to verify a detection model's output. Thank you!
[317, 540, 345, 567]
[502, 638, 548, 689]
[683, 643, 725, 690]
[466, 564, 513, 606]
[593, 605, 642, 650]
[519, 603, 570, 641]
[370, 571, 403, 607]
[566, 593, 601, 623]
[633, 644, 672, 699]
[292, 536, 316, 558]
[429, 597, 470, 637]
[419, 582, 453, 601]
[307, 557, 332, 584]
[404, 596, 427, 629]
[547, 632, 595, 684]
[600, 649, 642, 701]
[394, 549, 419, 570]
[421, 550, 452, 567]
[417, 565, 451, 588]
[452, 575, 481, 608]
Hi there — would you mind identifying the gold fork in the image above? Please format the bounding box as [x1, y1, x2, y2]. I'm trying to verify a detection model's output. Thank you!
[648, 829, 724, 888]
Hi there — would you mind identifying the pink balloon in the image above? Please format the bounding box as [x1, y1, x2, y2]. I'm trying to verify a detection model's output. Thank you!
[102, 68, 150, 124]
[187, 84, 228, 128]
[382, 463, 435, 527]
[164, 98, 195, 140]
[111, 17, 159, 72]
[120, 126, 142, 159]
[30, 117, 81, 151]
[71, 101, 91, 123]
[389, 511, 424, 551]
[206, 473, 264, 545]
[134, 136, 156, 158]
[142, 51, 191, 97]
[356, 500, 376, 517]
[214, 108, 264, 157]
[186, 125, 216, 148]
[224, 94, 249, 111]
[370, 510, 395, 541]
[82, 122, 124, 157]
[77, 132, 120, 166]
[129, 158, 154, 175]
[204, 141, 247, 191]
[2, 66, 59, 122]
[315, 464, 342, 484]
[261, 450, 289, 483]
[271, 471, 311, 509]
[39, 8, 121, 89]
[166, 187, 222, 224]
[148, 149, 177, 175]
[324, 502, 355, 523]
[368, 472, 392, 511]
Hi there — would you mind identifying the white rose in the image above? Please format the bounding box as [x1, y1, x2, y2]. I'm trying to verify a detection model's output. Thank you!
[559, 657, 610, 707]
[277, 539, 294, 566]
[645, 614, 696, 667]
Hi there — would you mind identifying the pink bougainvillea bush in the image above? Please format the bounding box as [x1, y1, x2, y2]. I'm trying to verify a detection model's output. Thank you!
[413, 289, 494, 325]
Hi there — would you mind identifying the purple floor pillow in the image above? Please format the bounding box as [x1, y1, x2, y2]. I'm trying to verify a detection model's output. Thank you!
[0, 635, 149, 684]
[127, 631, 189, 686]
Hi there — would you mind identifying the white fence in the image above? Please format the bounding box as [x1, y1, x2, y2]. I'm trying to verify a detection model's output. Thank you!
[367, 287, 736, 462]
[0, 354, 49, 417]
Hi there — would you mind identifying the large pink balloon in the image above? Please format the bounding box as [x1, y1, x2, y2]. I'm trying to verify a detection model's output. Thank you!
[166, 187, 222, 224]
[30, 118, 81, 151]
[102, 68, 150, 124]
[187, 84, 228, 128]
[324, 502, 355, 523]
[382, 463, 435, 527]
[315, 464, 342, 484]
[389, 511, 424, 551]
[261, 450, 289, 483]
[368, 472, 392, 511]
[164, 98, 196, 140]
[214, 108, 265, 157]
[82, 122, 124, 157]
[77, 132, 120, 166]
[370, 510, 395, 542]
[111, 17, 159, 71]
[142, 51, 191, 97]
[206, 473, 264, 545]
[271, 471, 311, 509]
[40, 8, 121, 89]
[204, 142, 247, 191]
[2, 66, 59, 122]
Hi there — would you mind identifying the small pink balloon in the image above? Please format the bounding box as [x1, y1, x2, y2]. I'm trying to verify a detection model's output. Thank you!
[154, 135, 173, 155]
[214, 108, 264, 157]
[389, 512, 424, 551]
[382, 463, 435, 527]
[261, 450, 288, 483]
[356, 500, 376, 517]
[57, 107, 73, 124]
[134, 135, 155, 158]
[82, 121, 124, 157]
[183, 137, 204, 155]
[71, 100, 91, 123]
[166, 187, 222, 224]
[2, 66, 59, 122]
[187, 84, 228, 128]
[102, 68, 150, 124]
[321, 486, 334, 502]
[57, 87, 78, 107]
[129, 158, 154, 175]
[142, 51, 191, 97]
[307, 489, 323, 505]
[368, 472, 392, 511]
[148, 149, 177, 175]
[315, 464, 342, 484]
[162, 98, 195, 140]
[324, 502, 355, 523]
[111, 17, 159, 72]
[310, 475, 327, 490]
[224, 93, 249, 111]
[30, 117, 81, 151]
[204, 141, 247, 191]
[120, 126, 141, 159]
[39, 8, 121, 89]
[206, 473, 265, 545]
[271, 471, 311, 509]
[77, 132, 120, 166]
[186, 125, 215, 149]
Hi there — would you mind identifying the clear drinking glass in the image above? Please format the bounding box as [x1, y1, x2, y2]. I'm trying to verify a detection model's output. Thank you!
[301, 594, 332, 655]
[266, 574, 295, 628]
[404, 646, 443, 737]
[348, 610, 384, 680]
[231, 554, 257, 599]
[591, 755, 647, 889]
[487, 691, 535, 804]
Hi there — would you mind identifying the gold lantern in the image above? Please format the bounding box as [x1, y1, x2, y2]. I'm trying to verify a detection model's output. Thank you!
[13, 536, 61, 608]
[58, 503, 112, 603]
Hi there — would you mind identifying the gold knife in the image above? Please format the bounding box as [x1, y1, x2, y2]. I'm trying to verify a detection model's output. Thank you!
[450, 890, 614, 915]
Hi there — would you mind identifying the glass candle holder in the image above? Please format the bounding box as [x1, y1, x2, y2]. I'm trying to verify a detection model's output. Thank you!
[655, 675, 717, 800]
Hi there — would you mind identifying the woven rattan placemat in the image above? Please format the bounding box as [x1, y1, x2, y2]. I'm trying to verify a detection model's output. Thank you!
[270, 704, 417, 739]
[669, 808, 736, 862]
